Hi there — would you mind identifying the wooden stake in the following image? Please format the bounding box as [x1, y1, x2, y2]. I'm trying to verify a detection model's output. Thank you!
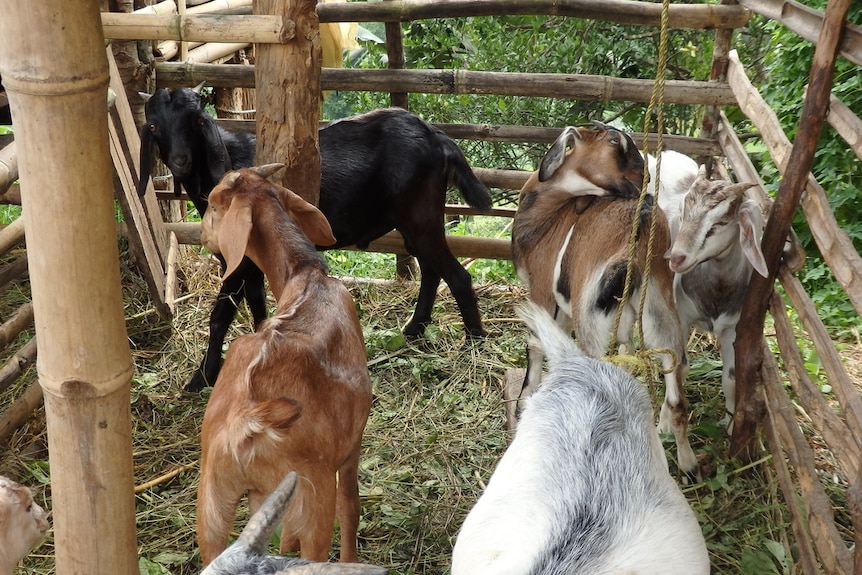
[254, 0, 322, 204]
[732, 0, 853, 461]
[0, 2, 138, 574]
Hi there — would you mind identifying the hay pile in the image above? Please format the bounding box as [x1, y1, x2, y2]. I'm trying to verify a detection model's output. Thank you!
[2, 240, 845, 574]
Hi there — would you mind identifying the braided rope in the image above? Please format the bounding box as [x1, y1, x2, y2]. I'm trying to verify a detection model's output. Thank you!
[607, 0, 673, 384]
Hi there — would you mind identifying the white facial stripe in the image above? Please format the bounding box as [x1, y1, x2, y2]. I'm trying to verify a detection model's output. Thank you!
[553, 170, 611, 196]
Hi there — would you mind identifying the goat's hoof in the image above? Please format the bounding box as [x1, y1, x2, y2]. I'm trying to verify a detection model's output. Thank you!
[402, 322, 428, 339]
[184, 373, 210, 393]
[465, 326, 488, 338]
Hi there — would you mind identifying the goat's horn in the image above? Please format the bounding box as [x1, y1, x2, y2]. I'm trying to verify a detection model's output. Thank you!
[590, 119, 611, 131]
[138, 91, 152, 103]
[223, 172, 241, 188]
[234, 471, 297, 555]
[191, 81, 206, 94]
[253, 163, 286, 179]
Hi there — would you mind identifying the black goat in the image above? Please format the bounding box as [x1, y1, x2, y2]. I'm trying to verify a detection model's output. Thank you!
[138, 86, 493, 392]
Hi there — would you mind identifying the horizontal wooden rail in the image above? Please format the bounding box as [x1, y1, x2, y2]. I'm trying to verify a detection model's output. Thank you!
[215, 118, 725, 157]
[315, 0, 751, 29]
[156, 63, 738, 106]
[101, 13, 294, 43]
[164, 221, 514, 260]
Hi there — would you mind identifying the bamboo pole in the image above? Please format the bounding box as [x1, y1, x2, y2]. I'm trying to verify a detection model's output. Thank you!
[0, 2, 138, 575]
[101, 12, 294, 43]
[0, 337, 37, 394]
[0, 253, 28, 288]
[732, 0, 853, 460]
[315, 0, 751, 29]
[254, 0, 321, 204]
[156, 62, 739, 106]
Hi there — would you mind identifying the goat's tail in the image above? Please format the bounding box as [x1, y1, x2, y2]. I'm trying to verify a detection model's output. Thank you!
[227, 398, 302, 466]
[518, 302, 582, 367]
[437, 132, 493, 212]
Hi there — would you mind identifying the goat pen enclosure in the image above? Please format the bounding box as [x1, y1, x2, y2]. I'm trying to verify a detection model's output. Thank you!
[1, 0, 861, 573]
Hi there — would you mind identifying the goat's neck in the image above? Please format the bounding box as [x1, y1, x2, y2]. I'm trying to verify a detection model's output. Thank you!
[248, 222, 325, 301]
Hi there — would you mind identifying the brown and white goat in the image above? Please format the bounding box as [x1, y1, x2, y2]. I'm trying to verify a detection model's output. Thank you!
[196, 165, 373, 565]
[0, 475, 49, 575]
[512, 126, 699, 479]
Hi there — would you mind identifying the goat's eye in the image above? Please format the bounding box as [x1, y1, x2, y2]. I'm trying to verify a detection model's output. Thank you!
[26, 504, 32, 512]
[609, 137, 620, 145]
[148, 124, 156, 133]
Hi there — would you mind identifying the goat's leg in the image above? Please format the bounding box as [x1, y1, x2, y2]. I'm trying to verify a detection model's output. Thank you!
[336, 451, 361, 563]
[186, 261, 263, 392]
[293, 471, 337, 562]
[402, 257, 442, 338]
[196, 468, 243, 565]
[404, 238, 485, 337]
[240, 260, 268, 328]
[718, 326, 737, 432]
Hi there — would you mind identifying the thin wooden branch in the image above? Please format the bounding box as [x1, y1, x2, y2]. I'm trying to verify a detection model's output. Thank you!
[737, 0, 862, 66]
[0, 301, 34, 351]
[315, 0, 751, 29]
[0, 378, 43, 445]
[0, 216, 25, 256]
[0, 337, 37, 394]
[134, 461, 198, 493]
[763, 341, 853, 574]
[0, 182, 21, 205]
[0, 140, 17, 195]
[165, 232, 179, 315]
[0, 253, 28, 288]
[761, 348, 821, 575]
[156, 63, 738, 106]
[777, 265, 862, 451]
[101, 13, 294, 43]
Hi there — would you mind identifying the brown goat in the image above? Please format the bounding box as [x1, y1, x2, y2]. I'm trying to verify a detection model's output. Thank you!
[196, 165, 373, 565]
[512, 126, 699, 480]
[0, 475, 49, 575]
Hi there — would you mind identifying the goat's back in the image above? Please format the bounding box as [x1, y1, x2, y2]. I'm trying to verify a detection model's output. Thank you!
[514, 191, 672, 319]
[318, 108, 490, 249]
[201, 273, 371, 489]
[451, 305, 709, 575]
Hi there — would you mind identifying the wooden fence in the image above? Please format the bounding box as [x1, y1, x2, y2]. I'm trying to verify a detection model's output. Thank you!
[1, 0, 861, 573]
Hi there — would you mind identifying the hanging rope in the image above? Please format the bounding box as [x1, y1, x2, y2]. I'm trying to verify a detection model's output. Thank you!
[605, 0, 676, 383]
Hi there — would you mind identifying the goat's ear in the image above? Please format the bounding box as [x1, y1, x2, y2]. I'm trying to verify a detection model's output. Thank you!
[539, 127, 578, 182]
[277, 187, 337, 247]
[738, 199, 768, 278]
[137, 123, 155, 197]
[218, 196, 253, 280]
[198, 114, 231, 186]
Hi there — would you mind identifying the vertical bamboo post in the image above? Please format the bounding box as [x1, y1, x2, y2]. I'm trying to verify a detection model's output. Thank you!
[732, 0, 852, 460]
[0, 2, 138, 574]
[254, 0, 321, 205]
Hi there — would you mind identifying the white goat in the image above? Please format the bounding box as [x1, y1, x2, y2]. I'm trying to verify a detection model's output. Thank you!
[512, 125, 699, 479]
[196, 165, 373, 565]
[451, 303, 710, 575]
[0, 475, 49, 575]
[666, 166, 766, 422]
[201, 472, 386, 575]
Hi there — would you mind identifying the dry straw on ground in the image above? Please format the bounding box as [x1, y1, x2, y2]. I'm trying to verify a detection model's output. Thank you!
[1, 240, 858, 574]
